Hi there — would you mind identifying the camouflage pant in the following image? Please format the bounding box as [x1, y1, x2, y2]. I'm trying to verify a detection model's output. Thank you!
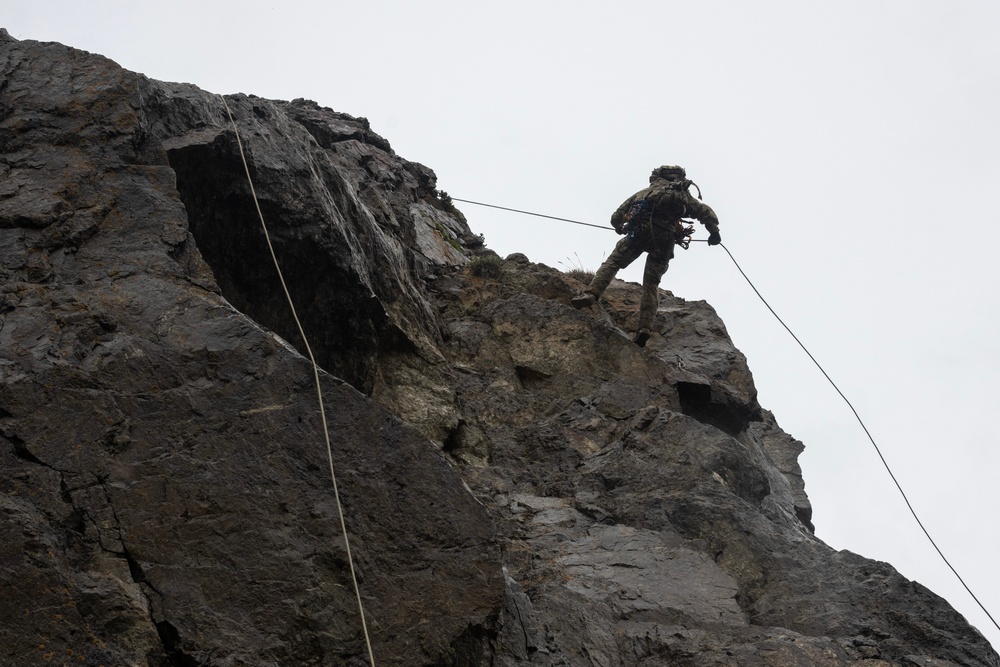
[586, 233, 673, 330]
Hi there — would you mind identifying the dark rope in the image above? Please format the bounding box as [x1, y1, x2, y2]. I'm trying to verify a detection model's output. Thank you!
[454, 196, 1000, 634]
[714, 242, 1000, 635]
[450, 198, 612, 230]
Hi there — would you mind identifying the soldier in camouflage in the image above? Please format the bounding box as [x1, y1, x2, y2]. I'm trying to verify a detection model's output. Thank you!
[572, 165, 722, 347]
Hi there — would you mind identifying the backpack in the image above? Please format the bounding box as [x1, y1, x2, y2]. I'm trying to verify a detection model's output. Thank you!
[621, 179, 693, 238]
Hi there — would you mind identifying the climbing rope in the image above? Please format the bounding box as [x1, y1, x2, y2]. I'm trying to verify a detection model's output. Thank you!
[713, 242, 1000, 635]
[219, 95, 377, 666]
[450, 197, 610, 230]
[454, 197, 1000, 635]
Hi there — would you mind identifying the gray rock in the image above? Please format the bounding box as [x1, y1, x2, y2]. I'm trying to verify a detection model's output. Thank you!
[0, 30, 499, 666]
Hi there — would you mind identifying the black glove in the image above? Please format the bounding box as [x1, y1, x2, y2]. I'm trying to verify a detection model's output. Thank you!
[613, 223, 625, 235]
[708, 230, 722, 246]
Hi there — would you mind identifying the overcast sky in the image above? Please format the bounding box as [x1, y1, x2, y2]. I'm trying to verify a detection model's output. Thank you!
[6, 0, 1000, 650]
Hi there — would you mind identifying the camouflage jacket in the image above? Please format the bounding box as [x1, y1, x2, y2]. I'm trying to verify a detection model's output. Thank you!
[610, 180, 720, 237]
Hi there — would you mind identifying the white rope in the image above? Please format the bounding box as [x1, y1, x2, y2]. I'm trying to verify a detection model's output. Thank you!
[219, 94, 377, 666]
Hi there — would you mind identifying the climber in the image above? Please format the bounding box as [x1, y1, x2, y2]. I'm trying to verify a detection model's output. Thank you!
[572, 165, 722, 347]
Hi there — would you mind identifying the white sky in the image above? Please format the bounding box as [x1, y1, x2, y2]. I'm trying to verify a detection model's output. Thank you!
[5, 0, 999, 650]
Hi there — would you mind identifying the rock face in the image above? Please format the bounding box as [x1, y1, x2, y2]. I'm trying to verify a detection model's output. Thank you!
[0, 30, 996, 667]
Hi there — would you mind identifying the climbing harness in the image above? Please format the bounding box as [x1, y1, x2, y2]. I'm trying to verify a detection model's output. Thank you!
[219, 95, 377, 667]
[452, 196, 1000, 635]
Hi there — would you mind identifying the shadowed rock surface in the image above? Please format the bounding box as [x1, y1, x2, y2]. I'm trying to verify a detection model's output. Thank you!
[1, 30, 997, 667]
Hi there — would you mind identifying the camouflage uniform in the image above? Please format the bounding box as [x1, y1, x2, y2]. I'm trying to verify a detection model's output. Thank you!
[576, 166, 721, 344]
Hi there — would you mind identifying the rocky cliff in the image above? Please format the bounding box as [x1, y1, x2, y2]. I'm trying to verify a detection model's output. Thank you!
[1, 31, 996, 667]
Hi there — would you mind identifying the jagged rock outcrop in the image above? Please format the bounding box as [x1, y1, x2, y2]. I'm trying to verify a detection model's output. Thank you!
[1, 30, 997, 667]
[0, 31, 495, 667]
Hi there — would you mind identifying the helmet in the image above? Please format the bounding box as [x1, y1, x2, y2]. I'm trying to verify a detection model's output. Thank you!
[650, 165, 686, 183]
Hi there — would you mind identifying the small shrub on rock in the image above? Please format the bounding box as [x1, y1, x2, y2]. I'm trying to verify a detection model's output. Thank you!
[469, 254, 503, 278]
[565, 269, 594, 283]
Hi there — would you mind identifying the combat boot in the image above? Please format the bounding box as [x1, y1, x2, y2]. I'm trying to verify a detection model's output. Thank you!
[571, 292, 596, 309]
